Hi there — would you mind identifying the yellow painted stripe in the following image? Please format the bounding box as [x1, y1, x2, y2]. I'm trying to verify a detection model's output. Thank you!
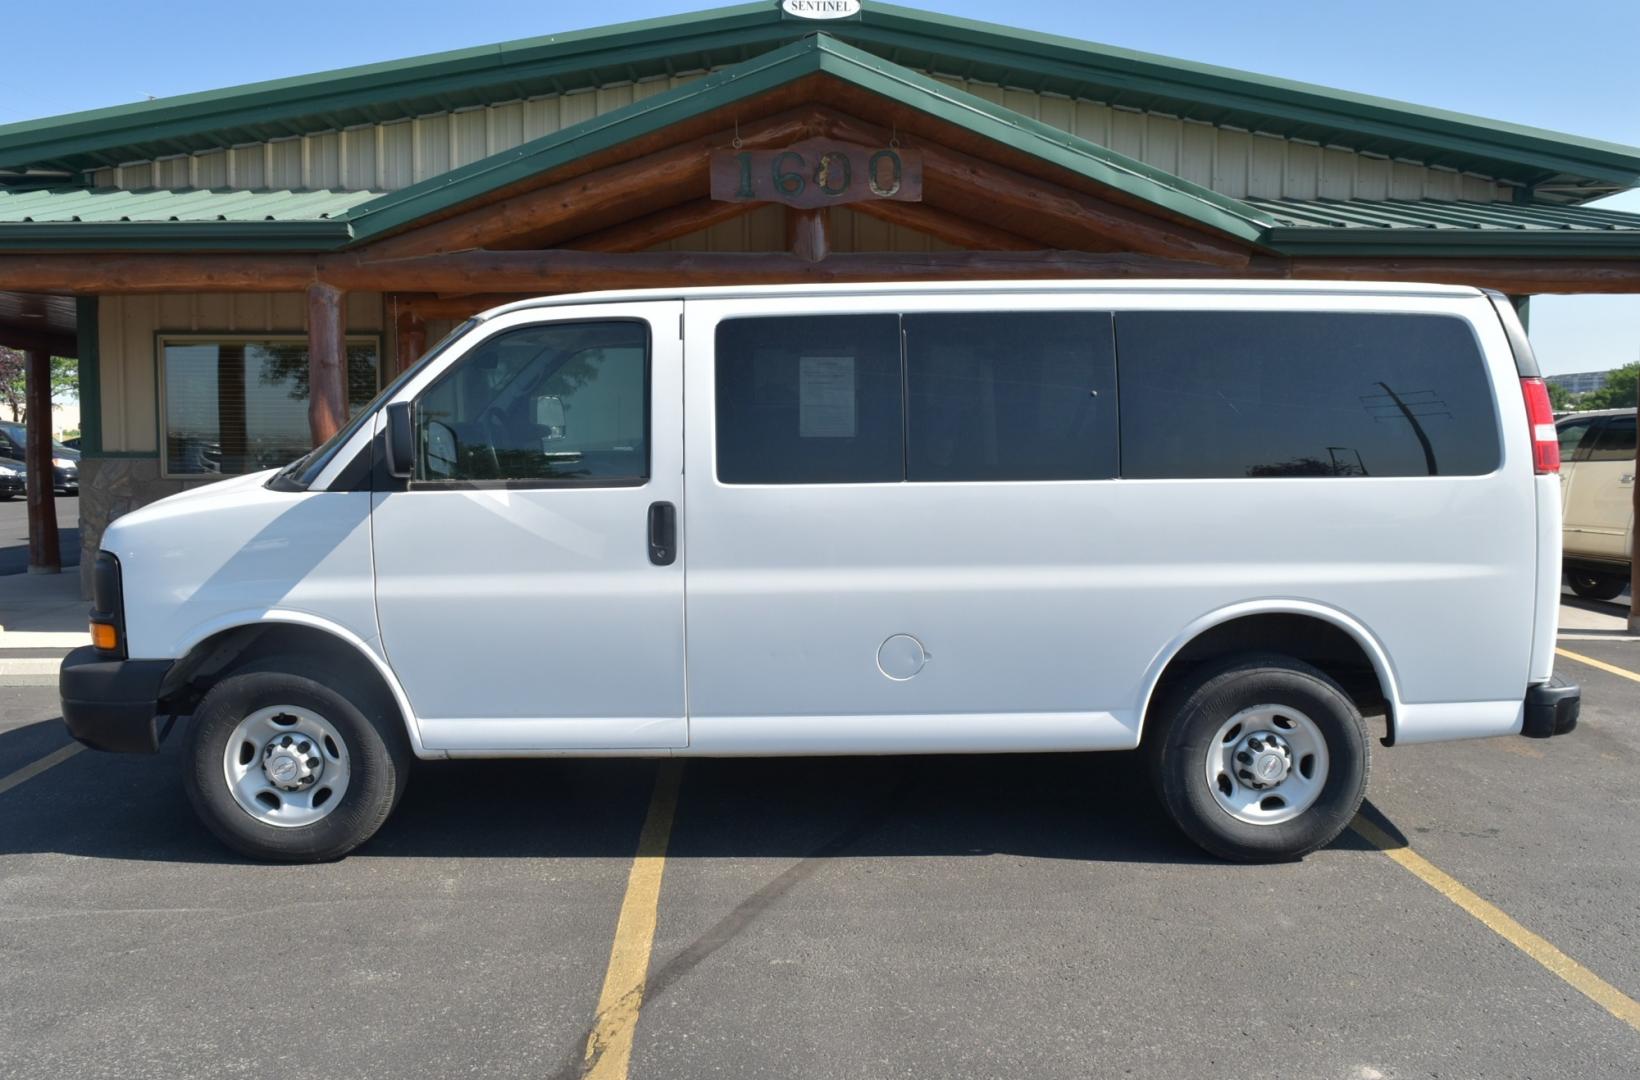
[0, 742, 83, 796]
[1556, 647, 1640, 685]
[583, 762, 683, 1080]
[1350, 816, 1640, 1034]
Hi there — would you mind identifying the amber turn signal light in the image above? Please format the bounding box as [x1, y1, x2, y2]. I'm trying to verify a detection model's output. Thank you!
[90, 622, 119, 651]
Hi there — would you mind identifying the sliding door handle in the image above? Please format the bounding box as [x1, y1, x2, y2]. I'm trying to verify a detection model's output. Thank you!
[647, 501, 677, 566]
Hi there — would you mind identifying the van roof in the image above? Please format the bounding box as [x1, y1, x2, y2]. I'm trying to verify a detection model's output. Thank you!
[478, 279, 1486, 320]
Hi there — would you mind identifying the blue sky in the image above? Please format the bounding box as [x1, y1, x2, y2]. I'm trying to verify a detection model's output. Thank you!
[8, 0, 1640, 376]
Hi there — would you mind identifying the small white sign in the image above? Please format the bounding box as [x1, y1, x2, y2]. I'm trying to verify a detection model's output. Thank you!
[799, 356, 856, 438]
[781, 0, 861, 20]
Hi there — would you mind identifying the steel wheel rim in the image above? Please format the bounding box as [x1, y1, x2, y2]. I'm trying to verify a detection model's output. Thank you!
[222, 705, 351, 828]
[1204, 704, 1329, 825]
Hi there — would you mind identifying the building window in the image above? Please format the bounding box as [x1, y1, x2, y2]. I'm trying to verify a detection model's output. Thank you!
[160, 336, 380, 477]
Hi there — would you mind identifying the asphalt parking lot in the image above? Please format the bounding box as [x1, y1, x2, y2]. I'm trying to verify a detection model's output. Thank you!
[2, 616, 1638, 1079]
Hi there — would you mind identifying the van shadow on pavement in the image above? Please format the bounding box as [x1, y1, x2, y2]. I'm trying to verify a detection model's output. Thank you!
[2, 718, 1388, 867]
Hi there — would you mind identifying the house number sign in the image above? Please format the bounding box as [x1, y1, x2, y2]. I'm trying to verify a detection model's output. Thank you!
[709, 138, 923, 209]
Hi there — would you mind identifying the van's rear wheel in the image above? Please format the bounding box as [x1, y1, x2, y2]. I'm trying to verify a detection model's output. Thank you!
[1567, 571, 1626, 601]
[184, 666, 409, 862]
[1149, 655, 1369, 863]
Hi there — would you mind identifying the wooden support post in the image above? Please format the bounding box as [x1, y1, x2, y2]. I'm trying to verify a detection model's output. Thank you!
[786, 207, 829, 263]
[306, 282, 347, 445]
[395, 307, 427, 377]
[23, 348, 60, 575]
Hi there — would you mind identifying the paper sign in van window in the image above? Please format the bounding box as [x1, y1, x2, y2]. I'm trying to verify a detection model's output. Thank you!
[799, 355, 856, 438]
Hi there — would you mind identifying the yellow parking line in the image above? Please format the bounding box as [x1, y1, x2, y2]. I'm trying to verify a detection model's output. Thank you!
[583, 762, 684, 1080]
[1350, 816, 1640, 1034]
[0, 742, 83, 797]
[1556, 647, 1640, 685]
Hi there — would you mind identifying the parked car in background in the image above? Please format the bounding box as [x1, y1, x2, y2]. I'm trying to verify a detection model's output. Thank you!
[0, 421, 79, 494]
[1556, 409, 1634, 600]
[62, 436, 81, 450]
[0, 459, 23, 501]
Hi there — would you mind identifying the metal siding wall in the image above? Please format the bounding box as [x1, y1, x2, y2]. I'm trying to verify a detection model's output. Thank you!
[87, 71, 1516, 203]
[95, 291, 384, 453]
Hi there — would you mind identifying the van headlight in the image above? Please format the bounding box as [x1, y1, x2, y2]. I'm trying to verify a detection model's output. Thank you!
[53, 457, 76, 470]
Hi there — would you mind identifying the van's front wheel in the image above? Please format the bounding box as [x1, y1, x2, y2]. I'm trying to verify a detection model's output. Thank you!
[183, 667, 409, 862]
[1149, 655, 1369, 863]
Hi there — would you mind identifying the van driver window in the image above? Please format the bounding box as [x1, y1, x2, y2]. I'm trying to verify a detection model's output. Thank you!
[413, 321, 649, 484]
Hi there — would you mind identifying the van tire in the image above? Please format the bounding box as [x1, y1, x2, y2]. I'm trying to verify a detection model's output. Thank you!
[183, 666, 410, 862]
[1567, 571, 1626, 601]
[1148, 654, 1369, 863]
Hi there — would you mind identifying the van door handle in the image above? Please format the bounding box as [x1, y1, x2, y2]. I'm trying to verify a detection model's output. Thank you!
[647, 501, 677, 566]
[1622, 474, 1635, 485]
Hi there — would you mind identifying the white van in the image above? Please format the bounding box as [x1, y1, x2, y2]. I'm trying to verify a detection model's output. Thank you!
[60, 281, 1580, 863]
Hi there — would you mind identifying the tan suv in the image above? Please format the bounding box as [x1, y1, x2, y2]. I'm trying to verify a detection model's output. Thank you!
[1556, 409, 1635, 599]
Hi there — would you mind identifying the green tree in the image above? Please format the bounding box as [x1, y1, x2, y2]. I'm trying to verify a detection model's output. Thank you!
[1546, 380, 1573, 411]
[1579, 362, 1640, 411]
[0, 348, 79, 422]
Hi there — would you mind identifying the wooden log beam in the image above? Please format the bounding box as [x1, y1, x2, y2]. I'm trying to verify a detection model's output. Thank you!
[814, 109, 1249, 267]
[565, 198, 755, 253]
[845, 200, 1040, 251]
[365, 110, 819, 260]
[786, 207, 829, 263]
[24, 348, 60, 575]
[306, 282, 347, 445]
[9, 250, 1640, 295]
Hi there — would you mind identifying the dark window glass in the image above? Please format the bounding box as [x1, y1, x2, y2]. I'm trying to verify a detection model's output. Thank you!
[1556, 416, 1598, 461]
[162, 338, 379, 476]
[1116, 312, 1499, 479]
[414, 321, 648, 484]
[904, 312, 1116, 481]
[1586, 415, 1636, 462]
[716, 315, 903, 484]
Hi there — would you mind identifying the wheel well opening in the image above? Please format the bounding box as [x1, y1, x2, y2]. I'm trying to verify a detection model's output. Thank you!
[159, 624, 404, 734]
[1143, 614, 1394, 746]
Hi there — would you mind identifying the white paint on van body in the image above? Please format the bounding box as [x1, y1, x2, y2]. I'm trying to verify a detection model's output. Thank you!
[102, 281, 1555, 758]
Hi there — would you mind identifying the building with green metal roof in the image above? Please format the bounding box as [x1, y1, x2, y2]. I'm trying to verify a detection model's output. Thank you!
[3, 0, 1640, 585]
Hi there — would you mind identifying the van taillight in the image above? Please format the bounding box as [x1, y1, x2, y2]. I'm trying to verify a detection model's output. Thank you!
[1520, 378, 1560, 475]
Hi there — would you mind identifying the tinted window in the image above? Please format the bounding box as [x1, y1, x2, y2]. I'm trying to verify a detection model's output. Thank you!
[1556, 416, 1598, 461]
[903, 312, 1116, 481]
[1116, 312, 1499, 478]
[1586, 415, 1636, 463]
[716, 315, 902, 484]
[415, 321, 648, 484]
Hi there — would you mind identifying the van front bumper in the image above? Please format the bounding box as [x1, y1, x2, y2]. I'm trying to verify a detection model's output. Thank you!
[1522, 676, 1580, 739]
[59, 646, 172, 754]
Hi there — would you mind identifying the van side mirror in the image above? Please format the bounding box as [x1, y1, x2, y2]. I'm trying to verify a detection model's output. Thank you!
[384, 402, 414, 479]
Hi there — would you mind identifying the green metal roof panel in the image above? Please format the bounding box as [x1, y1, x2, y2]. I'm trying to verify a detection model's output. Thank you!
[1251, 197, 1640, 256]
[0, 187, 373, 250]
[0, 186, 379, 223]
[1, 2, 1637, 196]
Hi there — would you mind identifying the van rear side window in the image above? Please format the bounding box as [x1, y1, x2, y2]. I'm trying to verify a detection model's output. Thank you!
[1116, 312, 1500, 479]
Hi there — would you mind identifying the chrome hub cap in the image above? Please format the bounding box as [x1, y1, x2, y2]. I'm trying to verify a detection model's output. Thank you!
[223, 705, 350, 828]
[1205, 706, 1329, 825]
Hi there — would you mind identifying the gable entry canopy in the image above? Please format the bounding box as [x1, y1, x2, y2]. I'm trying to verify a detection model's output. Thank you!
[6, 1, 1640, 435]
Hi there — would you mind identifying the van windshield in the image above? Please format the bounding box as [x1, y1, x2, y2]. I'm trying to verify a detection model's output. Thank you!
[268, 317, 482, 491]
